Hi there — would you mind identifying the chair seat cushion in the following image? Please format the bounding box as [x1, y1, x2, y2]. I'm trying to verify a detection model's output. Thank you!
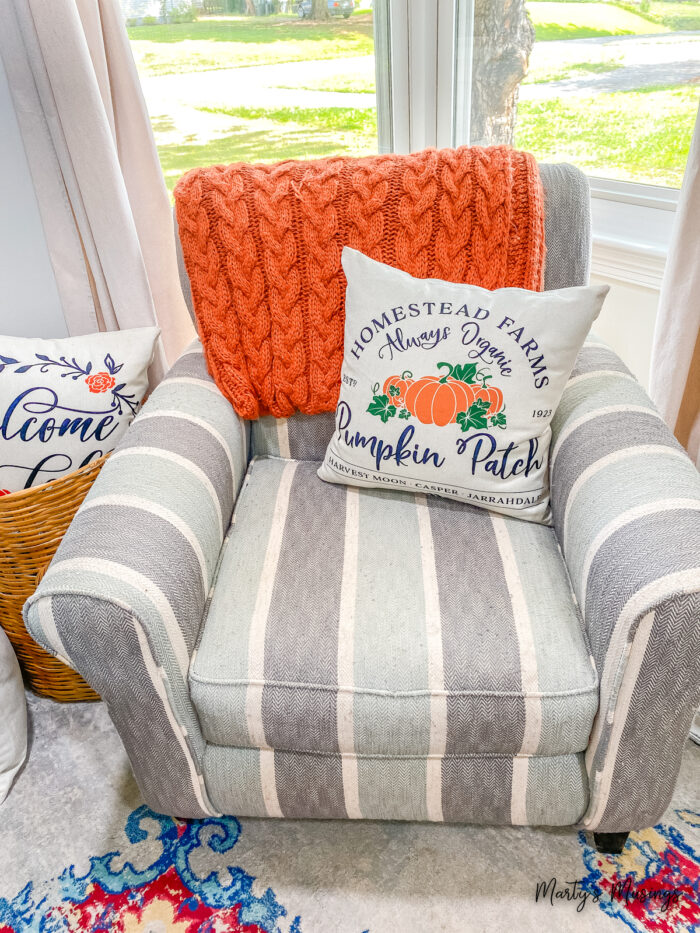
[191, 457, 599, 757]
[202, 745, 589, 825]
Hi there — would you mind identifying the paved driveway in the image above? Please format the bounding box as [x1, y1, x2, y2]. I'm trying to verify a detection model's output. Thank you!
[523, 32, 700, 99]
[141, 54, 377, 120]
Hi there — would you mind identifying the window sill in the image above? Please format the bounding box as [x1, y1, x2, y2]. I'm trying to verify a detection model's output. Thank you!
[589, 177, 679, 212]
[591, 236, 667, 289]
[590, 177, 677, 290]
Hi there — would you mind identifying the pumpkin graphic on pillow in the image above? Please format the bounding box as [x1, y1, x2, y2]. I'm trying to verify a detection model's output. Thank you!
[369, 361, 506, 431]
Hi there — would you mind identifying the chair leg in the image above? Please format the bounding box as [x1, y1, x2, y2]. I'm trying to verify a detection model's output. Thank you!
[594, 831, 630, 855]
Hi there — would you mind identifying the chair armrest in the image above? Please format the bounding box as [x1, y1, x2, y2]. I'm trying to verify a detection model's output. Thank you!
[24, 340, 249, 817]
[550, 337, 700, 832]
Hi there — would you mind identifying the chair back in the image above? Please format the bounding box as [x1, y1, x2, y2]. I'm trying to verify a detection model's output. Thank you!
[174, 160, 591, 461]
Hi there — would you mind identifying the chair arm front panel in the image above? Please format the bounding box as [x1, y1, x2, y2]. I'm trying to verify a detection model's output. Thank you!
[550, 337, 700, 832]
[24, 339, 249, 817]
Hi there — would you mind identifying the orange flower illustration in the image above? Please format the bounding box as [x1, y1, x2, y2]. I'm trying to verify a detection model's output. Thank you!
[85, 371, 116, 393]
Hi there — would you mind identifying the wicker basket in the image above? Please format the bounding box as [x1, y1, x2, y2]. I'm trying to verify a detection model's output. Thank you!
[0, 454, 110, 702]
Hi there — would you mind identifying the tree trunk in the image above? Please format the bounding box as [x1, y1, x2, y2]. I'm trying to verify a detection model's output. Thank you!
[311, 0, 330, 19]
[245, 0, 255, 13]
[469, 0, 534, 146]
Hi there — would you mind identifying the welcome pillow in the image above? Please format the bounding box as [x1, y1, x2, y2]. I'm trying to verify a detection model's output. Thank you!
[0, 327, 159, 494]
[318, 249, 608, 524]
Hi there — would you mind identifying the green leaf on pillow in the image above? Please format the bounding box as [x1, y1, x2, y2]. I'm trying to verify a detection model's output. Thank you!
[456, 398, 490, 432]
[367, 395, 397, 423]
[451, 363, 478, 383]
[490, 411, 507, 429]
[398, 408, 411, 419]
[388, 384, 401, 397]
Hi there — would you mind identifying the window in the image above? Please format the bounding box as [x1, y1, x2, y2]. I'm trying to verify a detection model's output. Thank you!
[124, 0, 696, 273]
[123, 0, 385, 194]
[126, 0, 697, 195]
[455, 0, 698, 189]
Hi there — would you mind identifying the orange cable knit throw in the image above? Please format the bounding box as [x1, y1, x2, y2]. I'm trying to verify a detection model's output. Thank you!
[174, 146, 546, 420]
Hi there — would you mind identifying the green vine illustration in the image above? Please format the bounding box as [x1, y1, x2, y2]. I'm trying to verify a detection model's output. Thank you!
[435, 362, 492, 388]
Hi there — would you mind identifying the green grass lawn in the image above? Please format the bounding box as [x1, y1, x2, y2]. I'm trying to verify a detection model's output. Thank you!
[153, 83, 694, 193]
[515, 83, 696, 186]
[157, 105, 377, 191]
[128, 15, 374, 76]
[625, 1, 700, 31]
[526, 1, 669, 39]
[201, 104, 377, 133]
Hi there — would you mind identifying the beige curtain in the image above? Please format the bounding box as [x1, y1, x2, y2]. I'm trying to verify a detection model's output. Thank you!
[650, 104, 700, 468]
[0, 0, 195, 384]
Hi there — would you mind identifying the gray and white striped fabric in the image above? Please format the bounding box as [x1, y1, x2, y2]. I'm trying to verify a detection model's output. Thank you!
[203, 744, 589, 825]
[24, 339, 249, 818]
[190, 456, 598, 822]
[251, 412, 335, 461]
[550, 336, 700, 832]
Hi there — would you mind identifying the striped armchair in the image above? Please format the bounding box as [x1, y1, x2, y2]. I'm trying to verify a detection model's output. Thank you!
[24, 164, 700, 854]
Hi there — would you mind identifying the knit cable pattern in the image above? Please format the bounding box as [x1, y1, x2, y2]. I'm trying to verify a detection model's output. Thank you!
[174, 146, 546, 419]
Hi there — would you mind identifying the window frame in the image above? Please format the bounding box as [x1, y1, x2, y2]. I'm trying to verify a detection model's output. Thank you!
[376, 0, 459, 153]
[381, 0, 684, 283]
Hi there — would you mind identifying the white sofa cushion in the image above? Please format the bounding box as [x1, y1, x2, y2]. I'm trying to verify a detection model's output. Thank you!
[0, 628, 26, 804]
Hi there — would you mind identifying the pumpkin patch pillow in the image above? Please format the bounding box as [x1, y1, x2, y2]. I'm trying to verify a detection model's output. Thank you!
[318, 248, 609, 524]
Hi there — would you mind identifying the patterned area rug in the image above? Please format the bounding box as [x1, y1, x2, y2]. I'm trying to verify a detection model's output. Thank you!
[1, 694, 698, 933]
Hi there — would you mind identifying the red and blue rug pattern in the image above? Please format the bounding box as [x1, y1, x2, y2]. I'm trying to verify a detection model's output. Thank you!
[578, 809, 700, 932]
[1, 806, 698, 931]
[0, 806, 301, 933]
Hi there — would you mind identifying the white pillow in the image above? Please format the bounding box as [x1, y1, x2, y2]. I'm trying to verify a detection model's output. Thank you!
[0, 327, 159, 494]
[318, 248, 608, 524]
[0, 628, 26, 804]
